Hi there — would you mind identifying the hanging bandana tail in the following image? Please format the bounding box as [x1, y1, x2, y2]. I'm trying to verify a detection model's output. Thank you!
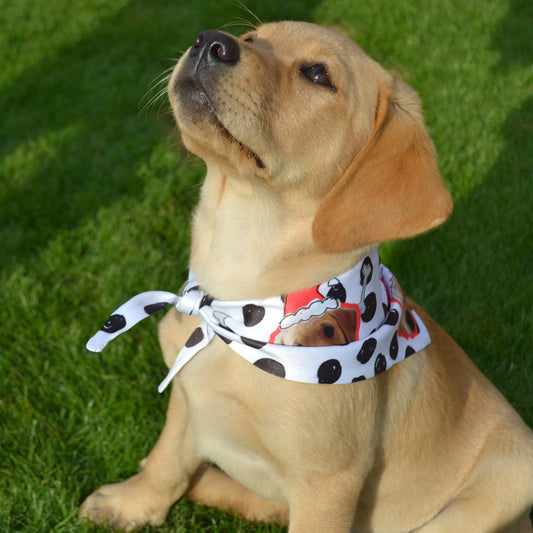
[86, 291, 180, 352]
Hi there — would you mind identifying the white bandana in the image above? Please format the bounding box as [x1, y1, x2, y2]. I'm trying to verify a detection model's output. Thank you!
[87, 249, 430, 392]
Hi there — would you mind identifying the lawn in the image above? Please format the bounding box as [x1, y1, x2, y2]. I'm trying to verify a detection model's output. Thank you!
[0, 0, 531, 531]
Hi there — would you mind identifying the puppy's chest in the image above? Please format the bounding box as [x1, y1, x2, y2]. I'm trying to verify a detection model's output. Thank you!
[180, 346, 287, 501]
[193, 412, 286, 501]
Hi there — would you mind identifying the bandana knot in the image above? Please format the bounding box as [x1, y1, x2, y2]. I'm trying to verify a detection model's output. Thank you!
[177, 289, 204, 315]
[87, 249, 430, 391]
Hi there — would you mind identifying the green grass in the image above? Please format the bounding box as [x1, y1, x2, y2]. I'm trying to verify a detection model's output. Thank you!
[1, 0, 531, 531]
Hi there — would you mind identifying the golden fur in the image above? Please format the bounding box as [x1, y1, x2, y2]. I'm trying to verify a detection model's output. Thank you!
[80, 21, 533, 532]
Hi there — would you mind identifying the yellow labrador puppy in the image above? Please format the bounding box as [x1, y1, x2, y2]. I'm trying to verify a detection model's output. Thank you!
[80, 21, 533, 533]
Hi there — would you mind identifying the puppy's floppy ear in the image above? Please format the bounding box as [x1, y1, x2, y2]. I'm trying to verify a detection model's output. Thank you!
[333, 309, 359, 343]
[312, 80, 453, 253]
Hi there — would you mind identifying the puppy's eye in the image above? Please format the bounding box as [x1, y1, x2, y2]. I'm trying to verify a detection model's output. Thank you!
[324, 325, 335, 338]
[301, 64, 335, 89]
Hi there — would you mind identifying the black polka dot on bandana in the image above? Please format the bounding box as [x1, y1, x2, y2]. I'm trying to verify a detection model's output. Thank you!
[385, 309, 399, 326]
[361, 292, 377, 322]
[254, 358, 286, 378]
[375, 354, 387, 374]
[200, 295, 214, 308]
[185, 327, 204, 347]
[357, 337, 377, 364]
[318, 359, 342, 384]
[390, 332, 399, 360]
[360, 256, 373, 285]
[352, 375, 366, 383]
[241, 336, 266, 349]
[405, 345, 415, 357]
[101, 314, 126, 333]
[144, 302, 169, 315]
[242, 304, 266, 327]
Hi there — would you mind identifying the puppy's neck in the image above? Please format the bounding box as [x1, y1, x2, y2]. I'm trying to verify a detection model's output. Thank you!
[189, 168, 366, 300]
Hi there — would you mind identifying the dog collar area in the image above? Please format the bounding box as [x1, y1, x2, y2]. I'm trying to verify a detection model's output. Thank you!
[86, 248, 430, 391]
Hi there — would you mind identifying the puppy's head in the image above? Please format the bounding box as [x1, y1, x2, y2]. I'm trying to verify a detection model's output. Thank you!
[275, 308, 359, 347]
[168, 21, 452, 250]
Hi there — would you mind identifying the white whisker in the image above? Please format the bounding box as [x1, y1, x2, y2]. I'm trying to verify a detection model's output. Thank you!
[236, 1, 262, 28]
[138, 60, 182, 117]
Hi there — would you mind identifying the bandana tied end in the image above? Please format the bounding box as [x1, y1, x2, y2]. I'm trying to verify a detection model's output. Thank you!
[85, 291, 181, 353]
[86, 333, 109, 353]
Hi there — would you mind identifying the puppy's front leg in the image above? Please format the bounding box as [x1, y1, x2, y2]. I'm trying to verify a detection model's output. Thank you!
[79, 383, 202, 531]
[187, 463, 290, 524]
[287, 475, 360, 533]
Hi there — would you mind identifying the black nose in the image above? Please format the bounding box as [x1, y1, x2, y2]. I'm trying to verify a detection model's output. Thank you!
[191, 30, 240, 66]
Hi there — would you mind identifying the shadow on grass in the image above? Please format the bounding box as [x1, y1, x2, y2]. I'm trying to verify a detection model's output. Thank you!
[385, 0, 533, 422]
[490, 0, 533, 70]
[0, 0, 320, 272]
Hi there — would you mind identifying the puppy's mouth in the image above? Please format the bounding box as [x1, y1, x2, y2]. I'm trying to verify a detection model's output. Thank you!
[184, 81, 265, 170]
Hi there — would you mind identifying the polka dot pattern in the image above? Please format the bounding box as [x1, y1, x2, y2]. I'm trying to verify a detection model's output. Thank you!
[144, 302, 169, 315]
[86, 249, 431, 391]
[385, 309, 399, 326]
[357, 338, 377, 364]
[390, 332, 399, 360]
[241, 336, 267, 349]
[374, 354, 387, 374]
[361, 293, 377, 322]
[254, 358, 286, 378]
[101, 314, 126, 333]
[318, 359, 342, 384]
[242, 304, 266, 327]
[186, 327, 204, 348]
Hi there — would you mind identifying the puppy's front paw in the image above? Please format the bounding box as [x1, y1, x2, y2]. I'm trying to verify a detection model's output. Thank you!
[79, 473, 170, 531]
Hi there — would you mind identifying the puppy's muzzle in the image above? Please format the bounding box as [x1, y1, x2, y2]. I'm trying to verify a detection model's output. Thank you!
[172, 30, 241, 115]
[170, 29, 267, 170]
[189, 30, 240, 69]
